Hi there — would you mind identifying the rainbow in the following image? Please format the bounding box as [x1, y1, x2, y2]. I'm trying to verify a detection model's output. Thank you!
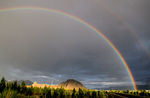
[100, 3, 150, 59]
[0, 6, 137, 90]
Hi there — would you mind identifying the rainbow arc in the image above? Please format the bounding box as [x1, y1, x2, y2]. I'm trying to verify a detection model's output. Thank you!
[0, 7, 137, 90]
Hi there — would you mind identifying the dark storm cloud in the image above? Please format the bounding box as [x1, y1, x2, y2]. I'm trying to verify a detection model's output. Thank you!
[0, 0, 149, 89]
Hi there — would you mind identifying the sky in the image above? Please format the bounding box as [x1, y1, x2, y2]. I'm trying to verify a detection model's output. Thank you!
[0, 0, 149, 89]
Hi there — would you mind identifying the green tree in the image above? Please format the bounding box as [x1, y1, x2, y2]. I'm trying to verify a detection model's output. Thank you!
[53, 89, 59, 98]
[72, 88, 76, 98]
[59, 88, 64, 98]
[20, 81, 26, 94]
[43, 87, 51, 98]
[98, 91, 100, 96]
[92, 91, 96, 98]
[11, 81, 18, 90]
[26, 87, 33, 96]
[85, 91, 90, 97]
[0, 77, 6, 93]
[1, 89, 18, 98]
[46, 89, 51, 98]
[78, 88, 84, 98]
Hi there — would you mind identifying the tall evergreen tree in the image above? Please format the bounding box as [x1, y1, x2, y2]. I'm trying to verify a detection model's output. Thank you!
[53, 89, 58, 98]
[92, 91, 96, 98]
[98, 91, 100, 96]
[78, 88, 84, 98]
[0, 77, 6, 93]
[20, 81, 26, 94]
[43, 87, 51, 98]
[46, 89, 51, 98]
[12, 81, 18, 90]
[72, 88, 76, 98]
[59, 88, 64, 98]
[85, 91, 90, 97]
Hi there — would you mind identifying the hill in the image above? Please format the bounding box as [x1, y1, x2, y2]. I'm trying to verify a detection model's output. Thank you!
[58, 79, 86, 90]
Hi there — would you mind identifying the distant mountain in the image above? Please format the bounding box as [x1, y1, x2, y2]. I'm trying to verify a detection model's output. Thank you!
[9, 80, 33, 85]
[17, 80, 33, 85]
[58, 79, 86, 90]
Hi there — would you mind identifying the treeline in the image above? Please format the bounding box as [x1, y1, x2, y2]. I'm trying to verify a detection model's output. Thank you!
[108, 90, 150, 98]
[1, 77, 150, 98]
[0, 77, 32, 97]
[118, 90, 150, 97]
[0, 77, 108, 98]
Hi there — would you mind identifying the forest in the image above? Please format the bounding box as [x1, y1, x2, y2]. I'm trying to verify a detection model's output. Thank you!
[0, 77, 150, 98]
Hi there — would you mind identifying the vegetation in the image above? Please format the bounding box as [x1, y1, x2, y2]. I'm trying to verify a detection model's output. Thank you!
[0, 77, 150, 98]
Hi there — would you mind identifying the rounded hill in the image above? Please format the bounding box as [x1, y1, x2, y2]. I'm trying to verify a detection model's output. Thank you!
[58, 79, 86, 90]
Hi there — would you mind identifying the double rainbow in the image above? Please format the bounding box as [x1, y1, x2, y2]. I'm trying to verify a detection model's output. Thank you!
[0, 6, 137, 90]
